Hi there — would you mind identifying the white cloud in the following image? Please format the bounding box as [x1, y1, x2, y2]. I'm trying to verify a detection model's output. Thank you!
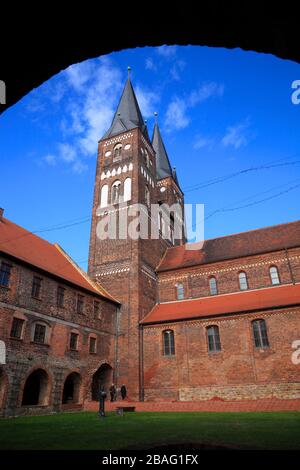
[44, 57, 123, 173]
[28, 57, 127, 174]
[221, 118, 253, 149]
[193, 136, 214, 150]
[164, 81, 224, 132]
[165, 97, 190, 131]
[135, 86, 160, 118]
[188, 82, 224, 107]
[72, 160, 88, 174]
[170, 60, 186, 81]
[145, 57, 157, 71]
[157, 45, 177, 58]
[73, 57, 122, 156]
[65, 61, 94, 92]
[43, 154, 57, 166]
[58, 142, 77, 162]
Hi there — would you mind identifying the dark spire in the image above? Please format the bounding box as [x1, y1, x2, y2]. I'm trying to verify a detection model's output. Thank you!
[102, 70, 149, 140]
[152, 120, 173, 180]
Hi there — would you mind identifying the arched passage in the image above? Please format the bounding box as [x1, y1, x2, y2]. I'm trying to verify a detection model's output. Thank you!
[1, 7, 300, 114]
[91, 364, 113, 401]
[62, 372, 81, 404]
[22, 369, 49, 406]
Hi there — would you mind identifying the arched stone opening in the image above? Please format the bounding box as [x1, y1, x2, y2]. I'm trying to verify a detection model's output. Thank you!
[2, 8, 300, 114]
[21, 368, 49, 406]
[62, 372, 81, 404]
[91, 363, 113, 401]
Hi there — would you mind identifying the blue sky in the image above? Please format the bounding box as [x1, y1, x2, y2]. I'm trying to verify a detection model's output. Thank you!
[1, 45, 300, 269]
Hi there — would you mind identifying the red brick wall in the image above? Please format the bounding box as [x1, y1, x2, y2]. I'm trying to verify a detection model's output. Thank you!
[158, 248, 300, 302]
[0, 254, 117, 415]
[142, 307, 300, 401]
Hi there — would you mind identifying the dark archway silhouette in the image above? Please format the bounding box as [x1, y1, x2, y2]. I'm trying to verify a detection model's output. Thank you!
[22, 369, 49, 406]
[1, 6, 300, 114]
[62, 372, 81, 404]
[91, 364, 113, 401]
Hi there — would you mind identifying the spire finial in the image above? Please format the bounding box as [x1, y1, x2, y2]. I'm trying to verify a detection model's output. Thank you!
[154, 111, 158, 124]
[127, 66, 131, 78]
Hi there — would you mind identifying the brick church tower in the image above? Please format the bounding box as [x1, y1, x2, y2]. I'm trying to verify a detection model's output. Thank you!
[88, 72, 184, 400]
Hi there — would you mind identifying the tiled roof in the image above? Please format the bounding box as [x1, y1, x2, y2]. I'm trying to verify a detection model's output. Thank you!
[152, 122, 173, 180]
[0, 216, 118, 303]
[102, 78, 149, 140]
[141, 283, 300, 324]
[157, 220, 300, 272]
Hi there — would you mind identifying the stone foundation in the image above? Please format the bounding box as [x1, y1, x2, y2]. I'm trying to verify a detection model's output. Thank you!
[179, 382, 300, 401]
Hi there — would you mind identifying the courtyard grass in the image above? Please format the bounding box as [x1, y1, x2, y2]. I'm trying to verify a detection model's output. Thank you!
[0, 411, 299, 450]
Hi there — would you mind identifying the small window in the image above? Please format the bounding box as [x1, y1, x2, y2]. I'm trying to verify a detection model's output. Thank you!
[269, 266, 280, 285]
[238, 271, 248, 291]
[111, 180, 121, 204]
[0, 262, 12, 287]
[10, 318, 24, 339]
[209, 276, 218, 295]
[176, 283, 184, 300]
[89, 337, 97, 354]
[57, 286, 65, 308]
[32, 276, 42, 299]
[123, 177, 132, 202]
[76, 294, 84, 314]
[252, 319, 269, 348]
[207, 326, 221, 353]
[100, 184, 109, 208]
[94, 301, 101, 318]
[33, 324, 46, 344]
[163, 330, 175, 356]
[70, 332, 79, 350]
[113, 143, 122, 160]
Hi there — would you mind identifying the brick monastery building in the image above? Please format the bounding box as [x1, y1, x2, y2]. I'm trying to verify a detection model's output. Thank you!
[1, 76, 300, 416]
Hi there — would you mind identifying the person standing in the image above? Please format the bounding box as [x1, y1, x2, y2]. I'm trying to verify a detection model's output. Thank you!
[120, 384, 127, 400]
[109, 383, 116, 402]
[98, 386, 107, 418]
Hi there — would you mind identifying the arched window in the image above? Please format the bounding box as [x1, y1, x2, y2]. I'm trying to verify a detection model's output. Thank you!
[176, 283, 184, 300]
[100, 184, 108, 208]
[163, 330, 175, 356]
[113, 143, 122, 160]
[209, 276, 218, 295]
[207, 325, 221, 353]
[269, 266, 280, 285]
[239, 271, 248, 290]
[123, 177, 132, 202]
[145, 185, 150, 208]
[252, 319, 269, 348]
[111, 180, 121, 204]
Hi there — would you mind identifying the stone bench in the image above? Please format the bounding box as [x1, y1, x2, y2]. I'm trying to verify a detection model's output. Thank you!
[116, 406, 136, 415]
